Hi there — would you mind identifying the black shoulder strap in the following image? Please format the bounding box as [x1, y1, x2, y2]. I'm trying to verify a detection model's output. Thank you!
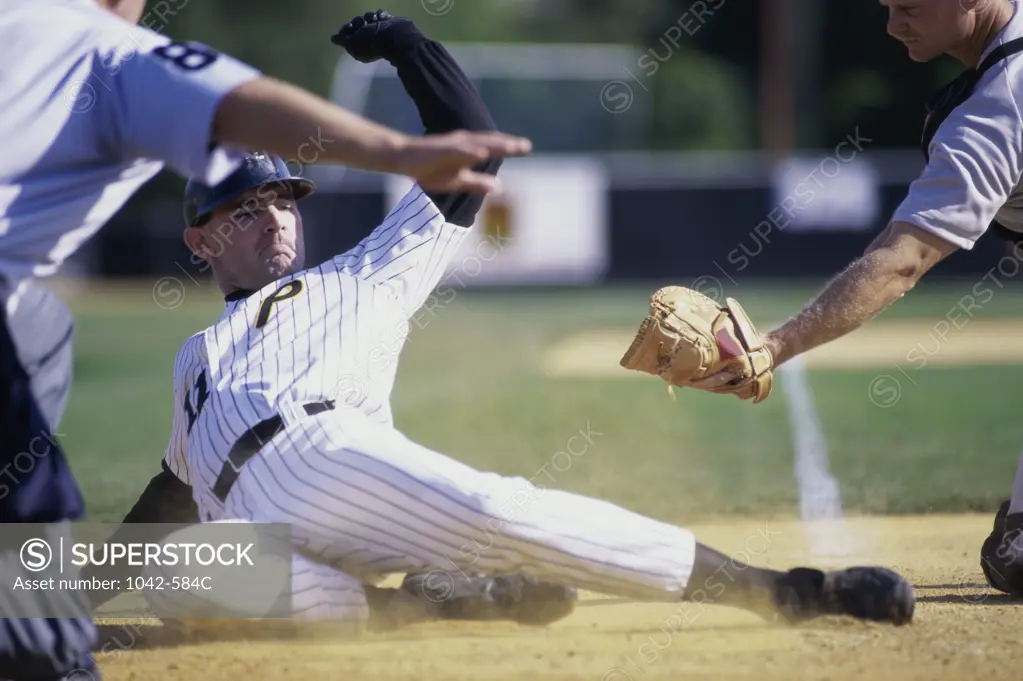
[918, 36, 1023, 245]
[921, 37, 1023, 162]
[978, 36, 1023, 75]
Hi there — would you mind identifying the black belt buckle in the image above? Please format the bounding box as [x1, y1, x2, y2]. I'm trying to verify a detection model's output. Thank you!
[211, 400, 335, 503]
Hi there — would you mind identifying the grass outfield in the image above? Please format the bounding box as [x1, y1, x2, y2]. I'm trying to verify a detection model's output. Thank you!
[54, 277, 1023, 524]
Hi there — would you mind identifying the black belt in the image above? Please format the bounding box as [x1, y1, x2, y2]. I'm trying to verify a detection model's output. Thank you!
[212, 400, 335, 503]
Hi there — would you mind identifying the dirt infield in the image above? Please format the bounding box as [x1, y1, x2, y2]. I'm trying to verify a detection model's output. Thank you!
[542, 318, 1023, 376]
[96, 513, 1020, 681]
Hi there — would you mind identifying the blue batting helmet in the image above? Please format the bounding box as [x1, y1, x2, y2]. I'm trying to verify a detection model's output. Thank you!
[182, 152, 315, 227]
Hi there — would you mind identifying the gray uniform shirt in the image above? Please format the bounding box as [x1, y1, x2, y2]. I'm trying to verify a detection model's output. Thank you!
[893, 1, 1023, 250]
[0, 0, 260, 309]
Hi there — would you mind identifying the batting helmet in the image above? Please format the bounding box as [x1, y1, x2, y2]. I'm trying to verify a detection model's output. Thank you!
[183, 152, 315, 227]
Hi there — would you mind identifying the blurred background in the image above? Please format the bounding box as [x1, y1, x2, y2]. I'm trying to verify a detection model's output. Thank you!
[79, 0, 1014, 283]
[67, 0, 1023, 526]
[73, 4, 1023, 674]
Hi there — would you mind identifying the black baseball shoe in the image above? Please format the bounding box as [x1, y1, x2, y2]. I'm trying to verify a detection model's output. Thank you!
[770, 566, 915, 625]
[980, 499, 1023, 596]
[400, 572, 578, 626]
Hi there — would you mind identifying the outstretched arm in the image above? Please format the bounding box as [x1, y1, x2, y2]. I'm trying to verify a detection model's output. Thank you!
[748, 69, 1023, 375]
[213, 76, 524, 195]
[331, 12, 507, 315]
[380, 16, 502, 225]
[98, 13, 527, 194]
[332, 10, 503, 224]
[764, 221, 957, 367]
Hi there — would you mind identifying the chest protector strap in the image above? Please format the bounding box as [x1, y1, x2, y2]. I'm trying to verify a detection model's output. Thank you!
[920, 37, 1023, 244]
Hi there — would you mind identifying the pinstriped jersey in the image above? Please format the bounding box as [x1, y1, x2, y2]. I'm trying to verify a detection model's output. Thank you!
[163, 187, 469, 496]
[0, 0, 259, 300]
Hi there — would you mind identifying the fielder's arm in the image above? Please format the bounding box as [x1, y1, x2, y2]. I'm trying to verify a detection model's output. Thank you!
[760, 81, 1022, 370]
[100, 19, 527, 194]
[214, 11, 523, 194]
[764, 221, 957, 367]
[213, 76, 526, 195]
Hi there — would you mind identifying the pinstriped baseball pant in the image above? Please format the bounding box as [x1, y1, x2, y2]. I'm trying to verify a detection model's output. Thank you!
[208, 410, 696, 624]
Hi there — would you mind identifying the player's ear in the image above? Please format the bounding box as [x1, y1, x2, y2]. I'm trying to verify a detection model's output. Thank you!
[183, 226, 217, 262]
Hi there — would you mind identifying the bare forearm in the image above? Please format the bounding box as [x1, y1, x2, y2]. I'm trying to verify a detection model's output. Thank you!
[765, 250, 916, 366]
[212, 76, 409, 173]
[764, 221, 957, 366]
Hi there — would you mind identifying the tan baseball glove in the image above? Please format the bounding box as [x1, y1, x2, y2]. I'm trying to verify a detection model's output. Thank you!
[619, 286, 775, 403]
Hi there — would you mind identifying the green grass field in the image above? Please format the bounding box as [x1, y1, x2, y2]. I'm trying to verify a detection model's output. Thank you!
[56, 277, 1023, 526]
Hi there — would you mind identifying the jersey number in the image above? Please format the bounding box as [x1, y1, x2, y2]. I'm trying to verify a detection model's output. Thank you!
[255, 280, 305, 329]
[153, 42, 219, 72]
[183, 369, 210, 434]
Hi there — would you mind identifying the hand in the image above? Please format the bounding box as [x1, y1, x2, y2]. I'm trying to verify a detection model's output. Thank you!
[685, 362, 768, 398]
[330, 10, 424, 63]
[619, 286, 775, 403]
[391, 131, 532, 194]
[686, 327, 779, 398]
[687, 321, 775, 402]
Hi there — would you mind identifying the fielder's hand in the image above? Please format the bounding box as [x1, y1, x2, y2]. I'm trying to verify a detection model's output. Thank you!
[330, 9, 425, 63]
[391, 131, 528, 194]
[619, 286, 775, 403]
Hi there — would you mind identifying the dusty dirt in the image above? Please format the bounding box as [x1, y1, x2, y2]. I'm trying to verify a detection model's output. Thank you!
[542, 319, 1023, 376]
[94, 513, 1021, 681]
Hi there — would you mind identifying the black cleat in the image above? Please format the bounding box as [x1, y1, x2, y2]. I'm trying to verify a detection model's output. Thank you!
[772, 566, 915, 626]
[401, 572, 577, 626]
[481, 574, 578, 626]
[980, 499, 1023, 596]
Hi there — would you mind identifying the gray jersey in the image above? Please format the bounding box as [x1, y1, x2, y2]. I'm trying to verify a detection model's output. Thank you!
[0, 0, 260, 306]
[893, 1, 1023, 250]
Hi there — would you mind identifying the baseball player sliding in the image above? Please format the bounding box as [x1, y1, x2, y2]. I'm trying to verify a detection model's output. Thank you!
[0, 1, 528, 678]
[143, 11, 915, 633]
[85, 10, 578, 633]
[618, 0, 1023, 600]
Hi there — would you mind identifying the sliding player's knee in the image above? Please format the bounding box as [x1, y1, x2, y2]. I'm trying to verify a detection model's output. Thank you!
[467, 475, 542, 525]
[454, 476, 552, 562]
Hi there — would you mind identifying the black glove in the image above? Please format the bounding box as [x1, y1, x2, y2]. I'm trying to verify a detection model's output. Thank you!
[330, 9, 428, 64]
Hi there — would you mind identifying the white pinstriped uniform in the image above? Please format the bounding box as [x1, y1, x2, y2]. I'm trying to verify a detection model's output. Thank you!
[164, 186, 696, 623]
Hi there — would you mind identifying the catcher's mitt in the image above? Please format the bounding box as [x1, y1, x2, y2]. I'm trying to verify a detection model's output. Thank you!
[619, 286, 774, 403]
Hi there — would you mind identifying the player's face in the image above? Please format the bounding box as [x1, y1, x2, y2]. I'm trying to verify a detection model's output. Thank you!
[882, 0, 977, 62]
[186, 186, 306, 292]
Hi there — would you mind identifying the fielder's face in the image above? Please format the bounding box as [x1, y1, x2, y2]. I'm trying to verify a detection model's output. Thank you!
[882, 0, 981, 62]
[185, 186, 306, 293]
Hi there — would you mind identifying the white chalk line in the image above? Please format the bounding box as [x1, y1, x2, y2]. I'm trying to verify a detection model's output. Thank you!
[777, 354, 858, 565]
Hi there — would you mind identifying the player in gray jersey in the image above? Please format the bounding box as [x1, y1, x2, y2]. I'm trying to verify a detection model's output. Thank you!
[101, 11, 915, 642]
[0, 2, 529, 678]
[688, 0, 1023, 599]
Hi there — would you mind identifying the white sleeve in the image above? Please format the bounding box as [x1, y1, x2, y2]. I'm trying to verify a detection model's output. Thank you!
[95, 27, 260, 185]
[333, 186, 472, 316]
[892, 76, 1023, 250]
[162, 344, 196, 485]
